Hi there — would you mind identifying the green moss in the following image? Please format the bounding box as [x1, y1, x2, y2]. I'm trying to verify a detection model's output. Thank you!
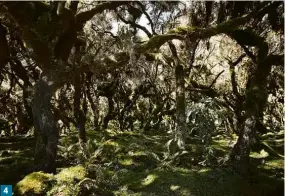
[265, 159, 284, 169]
[15, 172, 55, 195]
[56, 166, 86, 183]
[47, 184, 81, 196]
[140, 174, 158, 186]
[250, 149, 269, 159]
[119, 157, 134, 166]
[168, 26, 196, 34]
[46, 166, 87, 196]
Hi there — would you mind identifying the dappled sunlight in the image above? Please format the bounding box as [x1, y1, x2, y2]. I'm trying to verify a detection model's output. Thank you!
[141, 174, 158, 186]
[0, 1, 283, 196]
[170, 185, 180, 191]
[250, 149, 270, 159]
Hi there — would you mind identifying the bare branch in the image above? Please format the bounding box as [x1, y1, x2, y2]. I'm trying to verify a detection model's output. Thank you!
[209, 70, 225, 88]
[76, 2, 128, 30]
[116, 13, 152, 38]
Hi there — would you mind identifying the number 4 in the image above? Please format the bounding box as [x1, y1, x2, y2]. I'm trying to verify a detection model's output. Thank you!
[3, 187, 8, 194]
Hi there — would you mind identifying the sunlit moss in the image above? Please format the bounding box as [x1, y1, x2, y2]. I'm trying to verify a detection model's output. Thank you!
[15, 172, 55, 195]
[170, 185, 180, 191]
[119, 157, 134, 166]
[250, 149, 269, 159]
[141, 174, 158, 186]
[46, 166, 87, 196]
[168, 26, 196, 34]
[56, 166, 86, 183]
[198, 168, 211, 173]
[265, 159, 284, 168]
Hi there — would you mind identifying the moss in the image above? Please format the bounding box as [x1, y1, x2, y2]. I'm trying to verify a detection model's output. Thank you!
[265, 159, 284, 169]
[14, 166, 87, 196]
[56, 166, 86, 183]
[168, 26, 196, 34]
[140, 174, 158, 186]
[46, 166, 87, 196]
[119, 157, 134, 166]
[15, 172, 55, 195]
[250, 149, 269, 159]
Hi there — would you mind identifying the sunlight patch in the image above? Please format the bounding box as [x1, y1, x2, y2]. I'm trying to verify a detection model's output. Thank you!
[250, 149, 269, 159]
[170, 185, 180, 191]
[198, 168, 211, 173]
[119, 158, 134, 166]
[141, 174, 157, 186]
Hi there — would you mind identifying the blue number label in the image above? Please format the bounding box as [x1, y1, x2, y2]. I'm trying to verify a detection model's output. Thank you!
[1, 185, 12, 196]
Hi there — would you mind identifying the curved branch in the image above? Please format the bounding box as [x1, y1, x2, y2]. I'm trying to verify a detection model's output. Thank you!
[135, 3, 279, 53]
[135, 1, 156, 34]
[209, 70, 225, 88]
[75, 1, 128, 30]
[116, 13, 152, 38]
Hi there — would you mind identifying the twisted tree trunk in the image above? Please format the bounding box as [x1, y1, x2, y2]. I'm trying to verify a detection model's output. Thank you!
[230, 31, 281, 175]
[32, 72, 59, 173]
[174, 63, 186, 150]
[74, 73, 88, 158]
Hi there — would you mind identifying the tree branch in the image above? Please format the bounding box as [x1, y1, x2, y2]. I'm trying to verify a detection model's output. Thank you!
[136, 1, 156, 35]
[209, 70, 225, 88]
[76, 1, 128, 30]
[135, 3, 279, 53]
[116, 13, 152, 38]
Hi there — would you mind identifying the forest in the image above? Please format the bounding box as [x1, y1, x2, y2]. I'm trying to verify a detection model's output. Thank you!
[0, 1, 284, 196]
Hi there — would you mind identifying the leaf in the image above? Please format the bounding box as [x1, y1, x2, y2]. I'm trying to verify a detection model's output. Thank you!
[67, 144, 75, 152]
[148, 152, 161, 162]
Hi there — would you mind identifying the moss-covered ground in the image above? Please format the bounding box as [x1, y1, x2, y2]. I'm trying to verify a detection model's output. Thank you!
[0, 129, 283, 196]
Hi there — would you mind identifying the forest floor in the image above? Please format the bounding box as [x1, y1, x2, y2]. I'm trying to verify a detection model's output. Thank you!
[0, 129, 283, 196]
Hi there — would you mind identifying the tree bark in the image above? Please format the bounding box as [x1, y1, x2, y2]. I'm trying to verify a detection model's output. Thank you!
[86, 74, 100, 130]
[103, 96, 115, 130]
[74, 73, 88, 158]
[174, 63, 186, 150]
[231, 32, 273, 175]
[32, 72, 59, 174]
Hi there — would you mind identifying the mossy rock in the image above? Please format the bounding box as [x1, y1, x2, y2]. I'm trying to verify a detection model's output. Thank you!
[14, 172, 55, 196]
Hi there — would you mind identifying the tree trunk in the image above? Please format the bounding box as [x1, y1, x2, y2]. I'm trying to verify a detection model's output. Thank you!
[231, 48, 271, 175]
[86, 74, 99, 130]
[231, 116, 256, 175]
[74, 73, 88, 158]
[32, 72, 59, 174]
[103, 96, 115, 130]
[175, 64, 186, 150]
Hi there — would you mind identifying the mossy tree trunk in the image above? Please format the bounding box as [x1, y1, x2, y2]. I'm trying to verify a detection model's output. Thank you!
[73, 73, 88, 158]
[175, 63, 186, 150]
[32, 72, 59, 173]
[3, 1, 127, 173]
[86, 74, 100, 130]
[229, 30, 282, 175]
[103, 96, 115, 130]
